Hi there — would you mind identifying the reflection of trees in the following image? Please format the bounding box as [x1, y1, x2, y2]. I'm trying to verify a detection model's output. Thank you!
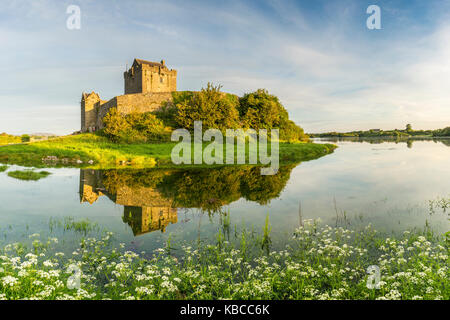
[157, 167, 243, 212]
[438, 139, 450, 147]
[239, 165, 295, 205]
[80, 166, 294, 235]
[88, 165, 295, 214]
[102, 169, 167, 194]
[157, 165, 294, 212]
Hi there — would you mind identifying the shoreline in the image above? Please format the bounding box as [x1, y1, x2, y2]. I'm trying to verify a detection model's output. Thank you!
[0, 133, 337, 169]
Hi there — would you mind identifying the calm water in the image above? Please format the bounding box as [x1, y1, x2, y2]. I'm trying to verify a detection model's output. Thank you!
[0, 138, 448, 253]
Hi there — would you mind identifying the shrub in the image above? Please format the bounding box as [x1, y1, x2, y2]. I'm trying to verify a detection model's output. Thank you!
[238, 89, 307, 141]
[102, 108, 130, 142]
[126, 112, 169, 141]
[21, 134, 30, 143]
[238, 89, 289, 130]
[152, 101, 178, 128]
[103, 108, 169, 143]
[174, 83, 240, 132]
[279, 120, 309, 142]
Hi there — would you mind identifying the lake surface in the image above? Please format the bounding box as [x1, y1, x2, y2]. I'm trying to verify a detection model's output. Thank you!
[0, 138, 448, 253]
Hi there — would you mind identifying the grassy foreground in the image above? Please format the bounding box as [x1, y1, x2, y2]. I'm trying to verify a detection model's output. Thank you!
[0, 133, 336, 168]
[0, 220, 448, 300]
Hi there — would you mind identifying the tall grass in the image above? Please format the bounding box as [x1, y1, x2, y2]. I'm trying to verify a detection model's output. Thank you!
[49, 217, 100, 236]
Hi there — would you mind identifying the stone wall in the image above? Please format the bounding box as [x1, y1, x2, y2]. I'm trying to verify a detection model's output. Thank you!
[95, 92, 173, 129]
[95, 97, 118, 129]
[142, 67, 177, 93]
[124, 67, 143, 94]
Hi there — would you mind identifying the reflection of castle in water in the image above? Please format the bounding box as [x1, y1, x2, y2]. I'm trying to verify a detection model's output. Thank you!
[79, 170, 177, 236]
[79, 165, 295, 236]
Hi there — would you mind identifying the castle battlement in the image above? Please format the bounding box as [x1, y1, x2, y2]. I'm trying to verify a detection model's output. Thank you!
[81, 58, 177, 132]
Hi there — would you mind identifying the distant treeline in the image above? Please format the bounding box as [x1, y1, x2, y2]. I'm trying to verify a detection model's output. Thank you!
[309, 124, 450, 138]
[0, 133, 21, 145]
[0, 133, 58, 144]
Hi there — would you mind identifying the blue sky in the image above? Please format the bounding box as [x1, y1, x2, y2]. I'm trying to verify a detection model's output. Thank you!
[1, 0, 449, 134]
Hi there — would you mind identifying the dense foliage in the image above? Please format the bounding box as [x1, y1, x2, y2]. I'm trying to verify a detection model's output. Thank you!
[238, 89, 308, 141]
[103, 108, 170, 143]
[21, 134, 31, 142]
[106, 84, 309, 143]
[174, 83, 240, 132]
[279, 119, 308, 142]
[238, 89, 288, 130]
[433, 127, 450, 137]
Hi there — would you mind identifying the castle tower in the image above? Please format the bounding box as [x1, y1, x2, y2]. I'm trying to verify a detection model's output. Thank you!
[81, 92, 101, 132]
[123, 58, 177, 94]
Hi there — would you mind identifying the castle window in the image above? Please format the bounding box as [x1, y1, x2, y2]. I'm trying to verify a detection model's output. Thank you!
[160, 77, 164, 83]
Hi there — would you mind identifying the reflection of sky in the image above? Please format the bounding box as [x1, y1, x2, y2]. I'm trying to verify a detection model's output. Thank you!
[0, 140, 448, 252]
[249, 139, 450, 234]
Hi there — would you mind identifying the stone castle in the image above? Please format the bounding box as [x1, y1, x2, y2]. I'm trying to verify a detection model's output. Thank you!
[81, 58, 177, 132]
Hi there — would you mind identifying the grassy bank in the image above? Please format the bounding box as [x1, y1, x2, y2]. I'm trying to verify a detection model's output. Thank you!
[7, 170, 52, 181]
[0, 220, 447, 300]
[0, 133, 336, 169]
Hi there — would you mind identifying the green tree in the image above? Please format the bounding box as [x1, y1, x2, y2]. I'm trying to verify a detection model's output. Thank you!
[103, 108, 131, 142]
[21, 134, 30, 142]
[406, 124, 412, 132]
[279, 119, 309, 142]
[238, 89, 308, 141]
[103, 108, 169, 143]
[433, 127, 450, 137]
[174, 83, 240, 132]
[238, 89, 288, 130]
[126, 112, 168, 141]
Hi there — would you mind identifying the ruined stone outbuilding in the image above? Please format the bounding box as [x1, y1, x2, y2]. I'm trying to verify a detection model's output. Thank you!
[81, 58, 177, 132]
